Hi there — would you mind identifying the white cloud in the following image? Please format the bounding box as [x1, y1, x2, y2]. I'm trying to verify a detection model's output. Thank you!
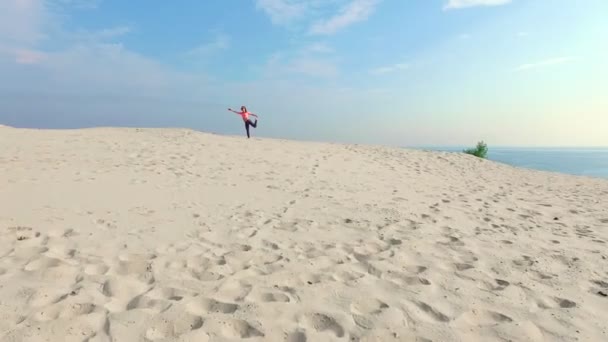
[263, 54, 339, 78]
[66, 25, 132, 43]
[260, 42, 339, 78]
[254, 0, 307, 25]
[310, 0, 380, 35]
[254, 0, 380, 35]
[0, 0, 130, 56]
[92, 26, 131, 39]
[0, 0, 365, 137]
[13, 48, 47, 64]
[444, 0, 511, 10]
[513, 56, 577, 71]
[186, 33, 230, 57]
[56, 0, 101, 9]
[0, 0, 51, 46]
[304, 42, 334, 53]
[287, 57, 338, 77]
[0, 0, 208, 95]
[370, 62, 409, 75]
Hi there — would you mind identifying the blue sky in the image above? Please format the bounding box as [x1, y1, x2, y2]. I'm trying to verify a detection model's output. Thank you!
[1, 0, 607, 146]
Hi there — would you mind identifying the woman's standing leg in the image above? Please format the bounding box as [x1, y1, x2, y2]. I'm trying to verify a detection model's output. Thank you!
[245, 121, 251, 138]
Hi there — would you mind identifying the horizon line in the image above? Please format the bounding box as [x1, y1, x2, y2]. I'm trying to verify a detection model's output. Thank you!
[407, 145, 608, 149]
[2, 124, 607, 149]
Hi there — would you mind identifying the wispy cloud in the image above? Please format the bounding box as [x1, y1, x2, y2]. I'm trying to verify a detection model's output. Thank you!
[69, 25, 132, 42]
[254, 0, 380, 35]
[303, 42, 334, 54]
[93, 26, 131, 39]
[254, 0, 307, 25]
[309, 0, 380, 35]
[56, 0, 102, 10]
[14, 48, 47, 64]
[0, 0, 127, 48]
[287, 57, 338, 77]
[370, 62, 409, 75]
[186, 33, 230, 57]
[261, 42, 339, 78]
[513, 56, 577, 72]
[0, 0, 50, 46]
[444, 0, 511, 10]
[0, 0, 208, 96]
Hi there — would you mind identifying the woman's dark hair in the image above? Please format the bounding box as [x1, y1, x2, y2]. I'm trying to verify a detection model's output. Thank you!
[241, 106, 247, 112]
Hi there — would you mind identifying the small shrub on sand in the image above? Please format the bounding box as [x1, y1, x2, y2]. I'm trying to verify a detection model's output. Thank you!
[463, 141, 488, 159]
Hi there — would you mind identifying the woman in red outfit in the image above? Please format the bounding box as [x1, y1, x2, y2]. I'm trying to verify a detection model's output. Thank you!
[228, 106, 259, 139]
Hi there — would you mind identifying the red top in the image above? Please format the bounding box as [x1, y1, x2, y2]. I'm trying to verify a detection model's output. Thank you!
[238, 111, 250, 122]
[229, 108, 257, 122]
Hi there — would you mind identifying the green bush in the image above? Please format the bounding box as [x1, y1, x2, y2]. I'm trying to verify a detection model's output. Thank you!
[463, 141, 488, 159]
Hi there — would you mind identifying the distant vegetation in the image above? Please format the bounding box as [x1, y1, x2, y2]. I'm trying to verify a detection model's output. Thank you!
[463, 141, 488, 159]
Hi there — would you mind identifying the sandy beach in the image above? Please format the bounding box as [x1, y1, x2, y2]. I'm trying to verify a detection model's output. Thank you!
[0, 125, 607, 342]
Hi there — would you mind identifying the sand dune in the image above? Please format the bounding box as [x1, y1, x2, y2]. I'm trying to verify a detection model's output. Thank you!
[0, 126, 607, 341]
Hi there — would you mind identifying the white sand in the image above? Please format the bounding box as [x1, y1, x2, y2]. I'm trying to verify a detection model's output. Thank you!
[0, 125, 607, 342]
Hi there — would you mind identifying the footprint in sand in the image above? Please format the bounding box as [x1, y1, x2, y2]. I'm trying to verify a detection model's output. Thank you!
[535, 296, 577, 309]
[47, 228, 75, 238]
[447, 236, 465, 247]
[24, 256, 62, 271]
[512, 255, 535, 267]
[8, 226, 41, 241]
[285, 331, 307, 342]
[31, 305, 63, 322]
[411, 301, 450, 323]
[46, 244, 76, 259]
[262, 240, 279, 250]
[557, 298, 577, 308]
[258, 292, 291, 303]
[349, 297, 390, 330]
[84, 262, 110, 275]
[352, 313, 376, 330]
[332, 270, 365, 283]
[148, 286, 195, 302]
[145, 312, 204, 340]
[299, 273, 325, 286]
[351, 298, 389, 316]
[58, 302, 99, 320]
[191, 269, 224, 282]
[385, 272, 432, 286]
[455, 309, 513, 327]
[126, 295, 172, 313]
[215, 280, 252, 302]
[301, 313, 345, 338]
[186, 297, 239, 315]
[454, 263, 475, 271]
[203, 318, 264, 339]
[101, 277, 152, 312]
[113, 253, 156, 284]
[386, 238, 402, 246]
[27, 287, 72, 308]
[403, 265, 428, 274]
[591, 280, 608, 289]
[495, 279, 510, 290]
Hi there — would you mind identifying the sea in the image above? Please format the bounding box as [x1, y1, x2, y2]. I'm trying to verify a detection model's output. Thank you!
[413, 147, 608, 180]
